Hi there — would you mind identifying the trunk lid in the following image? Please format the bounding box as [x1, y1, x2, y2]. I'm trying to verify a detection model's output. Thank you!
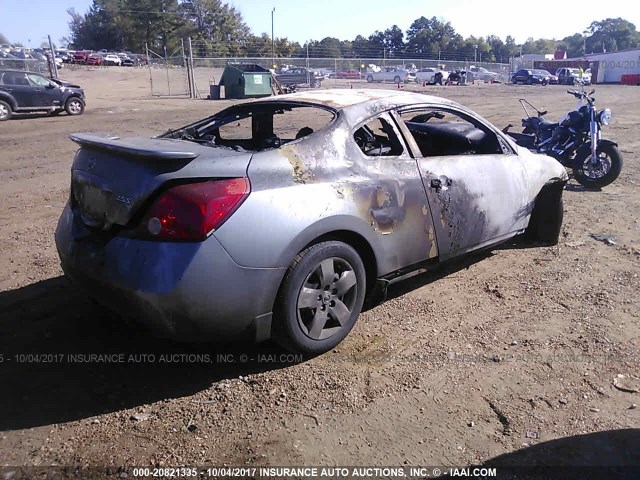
[69, 133, 251, 230]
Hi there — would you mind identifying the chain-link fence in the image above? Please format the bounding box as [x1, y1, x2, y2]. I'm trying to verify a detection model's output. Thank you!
[185, 56, 511, 98]
[0, 58, 53, 75]
[146, 44, 190, 97]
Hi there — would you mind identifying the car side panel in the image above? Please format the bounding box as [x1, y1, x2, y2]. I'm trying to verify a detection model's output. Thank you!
[214, 116, 437, 276]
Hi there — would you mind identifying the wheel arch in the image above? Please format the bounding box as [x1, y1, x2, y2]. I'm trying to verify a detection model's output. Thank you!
[525, 178, 567, 242]
[274, 218, 381, 299]
[0, 93, 17, 110]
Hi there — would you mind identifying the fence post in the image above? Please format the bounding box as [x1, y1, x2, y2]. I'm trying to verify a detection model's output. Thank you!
[181, 38, 191, 98]
[164, 45, 171, 96]
[146, 43, 154, 96]
[188, 37, 196, 98]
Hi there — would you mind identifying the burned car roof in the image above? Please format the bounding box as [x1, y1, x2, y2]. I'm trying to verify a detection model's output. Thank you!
[246, 88, 463, 125]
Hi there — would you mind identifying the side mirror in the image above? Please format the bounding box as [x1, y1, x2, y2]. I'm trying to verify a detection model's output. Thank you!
[46, 82, 56, 88]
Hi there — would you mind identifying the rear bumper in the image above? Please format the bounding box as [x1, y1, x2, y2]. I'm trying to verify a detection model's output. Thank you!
[55, 203, 285, 341]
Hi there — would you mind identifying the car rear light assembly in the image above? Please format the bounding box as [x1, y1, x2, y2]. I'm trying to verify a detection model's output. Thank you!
[134, 178, 250, 241]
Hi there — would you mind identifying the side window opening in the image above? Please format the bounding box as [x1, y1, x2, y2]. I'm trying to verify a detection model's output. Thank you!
[354, 116, 404, 157]
[27, 74, 50, 87]
[164, 103, 335, 152]
[400, 108, 503, 157]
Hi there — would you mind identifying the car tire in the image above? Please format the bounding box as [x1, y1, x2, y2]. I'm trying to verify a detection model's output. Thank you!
[0, 100, 12, 121]
[525, 183, 564, 245]
[273, 241, 366, 355]
[366, 75, 373, 83]
[65, 97, 85, 116]
[394, 75, 401, 84]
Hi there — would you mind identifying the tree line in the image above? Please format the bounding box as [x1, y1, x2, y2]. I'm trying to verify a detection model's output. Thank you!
[4, 1, 640, 62]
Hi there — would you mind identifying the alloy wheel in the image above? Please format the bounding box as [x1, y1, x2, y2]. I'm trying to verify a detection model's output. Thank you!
[296, 257, 358, 341]
[68, 100, 83, 115]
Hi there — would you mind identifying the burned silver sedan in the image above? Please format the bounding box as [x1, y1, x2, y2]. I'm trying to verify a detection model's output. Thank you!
[55, 89, 568, 354]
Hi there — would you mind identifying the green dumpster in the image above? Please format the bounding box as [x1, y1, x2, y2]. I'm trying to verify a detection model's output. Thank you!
[219, 64, 272, 99]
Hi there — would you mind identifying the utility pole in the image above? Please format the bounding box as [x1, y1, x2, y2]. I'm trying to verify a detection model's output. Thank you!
[271, 7, 275, 68]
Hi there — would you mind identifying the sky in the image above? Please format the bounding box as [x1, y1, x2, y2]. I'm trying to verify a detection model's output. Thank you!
[1, 0, 639, 47]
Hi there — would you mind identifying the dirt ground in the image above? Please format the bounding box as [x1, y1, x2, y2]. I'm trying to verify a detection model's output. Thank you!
[0, 67, 639, 474]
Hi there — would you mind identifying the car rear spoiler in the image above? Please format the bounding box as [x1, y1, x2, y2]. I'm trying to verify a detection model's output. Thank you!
[69, 133, 200, 160]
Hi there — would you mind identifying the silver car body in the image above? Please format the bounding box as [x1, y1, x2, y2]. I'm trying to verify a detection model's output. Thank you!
[366, 68, 416, 83]
[415, 68, 449, 84]
[55, 89, 567, 342]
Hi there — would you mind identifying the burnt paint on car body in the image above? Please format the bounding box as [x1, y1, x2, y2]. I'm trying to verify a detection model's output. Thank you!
[217, 109, 437, 275]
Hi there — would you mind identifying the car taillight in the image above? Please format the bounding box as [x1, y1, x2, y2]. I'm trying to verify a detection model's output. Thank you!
[134, 178, 250, 241]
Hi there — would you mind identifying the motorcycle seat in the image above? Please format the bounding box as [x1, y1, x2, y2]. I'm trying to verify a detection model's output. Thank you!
[538, 119, 558, 130]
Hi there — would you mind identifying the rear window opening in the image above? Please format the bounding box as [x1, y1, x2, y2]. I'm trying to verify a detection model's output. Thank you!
[160, 103, 336, 152]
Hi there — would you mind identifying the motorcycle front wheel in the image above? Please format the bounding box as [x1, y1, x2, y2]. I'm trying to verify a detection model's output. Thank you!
[573, 143, 623, 189]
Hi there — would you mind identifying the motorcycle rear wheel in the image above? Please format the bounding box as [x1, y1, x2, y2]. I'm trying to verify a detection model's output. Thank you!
[573, 143, 623, 189]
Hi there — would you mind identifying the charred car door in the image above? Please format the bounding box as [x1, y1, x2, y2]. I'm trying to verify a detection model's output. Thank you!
[393, 107, 529, 261]
[351, 112, 438, 272]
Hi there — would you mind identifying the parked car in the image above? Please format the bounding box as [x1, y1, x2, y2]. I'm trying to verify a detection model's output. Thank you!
[511, 68, 552, 85]
[366, 67, 415, 83]
[414, 67, 449, 84]
[134, 54, 148, 66]
[0, 69, 85, 120]
[556, 67, 591, 85]
[121, 58, 135, 67]
[103, 54, 122, 66]
[469, 66, 500, 82]
[336, 70, 364, 79]
[538, 69, 558, 84]
[0, 51, 22, 69]
[275, 67, 323, 87]
[72, 51, 91, 64]
[86, 53, 104, 66]
[55, 88, 567, 354]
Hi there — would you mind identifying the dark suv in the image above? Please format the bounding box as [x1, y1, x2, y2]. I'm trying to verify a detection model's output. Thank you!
[275, 67, 323, 88]
[0, 70, 86, 120]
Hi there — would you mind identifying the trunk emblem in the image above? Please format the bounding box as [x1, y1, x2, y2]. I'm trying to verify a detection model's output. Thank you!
[115, 195, 132, 205]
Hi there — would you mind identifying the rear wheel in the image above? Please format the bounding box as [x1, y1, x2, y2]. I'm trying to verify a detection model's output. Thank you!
[366, 75, 373, 83]
[0, 100, 11, 121]
[65, 97, 85, 116]
[394, 75, 401, 84]
[274, 241, 366, 355]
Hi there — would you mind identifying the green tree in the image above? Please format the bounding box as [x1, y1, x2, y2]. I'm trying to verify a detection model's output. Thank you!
[383, 25, 404, 57]
[557, 33, 585, 58]
[180, 0, 250, 56]
[406, 16, 460, 57]
[585, 18, 640, 53]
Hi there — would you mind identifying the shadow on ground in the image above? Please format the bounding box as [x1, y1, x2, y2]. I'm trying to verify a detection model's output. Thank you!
[0, 276, 288, 431]
[0, 240, 550, 432]
[479, 429, 640, 479]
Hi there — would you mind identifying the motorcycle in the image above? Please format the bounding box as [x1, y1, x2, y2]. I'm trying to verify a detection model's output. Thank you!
[504, 87, 622, 188]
